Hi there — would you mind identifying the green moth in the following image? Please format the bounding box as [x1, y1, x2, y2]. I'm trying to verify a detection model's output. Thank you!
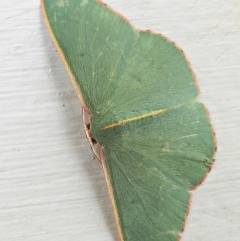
[42, 0, 216, 240]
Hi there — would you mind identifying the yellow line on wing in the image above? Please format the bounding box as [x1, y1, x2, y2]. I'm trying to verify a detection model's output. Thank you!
[104, 109, 166, 129]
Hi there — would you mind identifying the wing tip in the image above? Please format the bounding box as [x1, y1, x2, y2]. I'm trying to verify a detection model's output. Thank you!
[191, 103, 217, 191]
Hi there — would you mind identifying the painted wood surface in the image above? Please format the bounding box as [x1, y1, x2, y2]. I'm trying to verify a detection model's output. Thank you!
[1, 1, 239, 240]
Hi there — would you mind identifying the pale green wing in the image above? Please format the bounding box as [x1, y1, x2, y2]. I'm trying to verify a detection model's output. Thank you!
[103, 103, 215, 241]
[43, 0, 198, 128]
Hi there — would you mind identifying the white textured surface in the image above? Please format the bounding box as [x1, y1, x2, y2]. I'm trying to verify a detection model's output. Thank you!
[1, 1, 240, 240]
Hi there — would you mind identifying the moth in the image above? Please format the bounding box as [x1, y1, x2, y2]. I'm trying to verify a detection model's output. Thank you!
[42, 0, 216, 240]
